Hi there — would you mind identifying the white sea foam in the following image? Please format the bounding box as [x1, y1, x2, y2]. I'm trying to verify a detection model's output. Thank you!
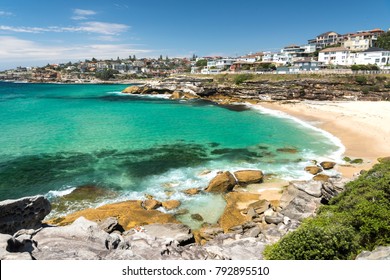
[46, 186, 76, 198]
[108, 91, 171, 99]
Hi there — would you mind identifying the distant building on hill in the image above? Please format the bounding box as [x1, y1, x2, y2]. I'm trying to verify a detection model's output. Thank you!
[308, 31, 342, 50]
[342, 29, 385, 51]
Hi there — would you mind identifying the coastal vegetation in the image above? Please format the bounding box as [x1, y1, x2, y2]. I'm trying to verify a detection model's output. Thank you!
[377, 31, 390, 50]
[263, 159, 390, 260]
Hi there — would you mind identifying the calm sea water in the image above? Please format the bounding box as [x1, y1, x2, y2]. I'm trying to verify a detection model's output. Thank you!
[0, 82, 342, 226]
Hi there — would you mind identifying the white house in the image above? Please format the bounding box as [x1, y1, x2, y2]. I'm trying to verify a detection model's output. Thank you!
[318, 47, 351, 65]
[354, 47, 390, 67]
[262, 52, 292, 65]
[215, 58, 236, 69]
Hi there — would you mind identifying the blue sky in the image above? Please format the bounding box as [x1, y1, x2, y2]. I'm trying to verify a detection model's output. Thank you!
[0, 0, 389, 69]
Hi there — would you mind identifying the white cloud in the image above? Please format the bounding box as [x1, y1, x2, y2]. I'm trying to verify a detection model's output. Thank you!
[72, 9, 97, 20]
[0, 11, 13, 16]
[0, 22, 130, 35]
[0, 36, 153, 68]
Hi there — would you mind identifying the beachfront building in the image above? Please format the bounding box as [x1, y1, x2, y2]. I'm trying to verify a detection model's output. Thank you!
[276, 59, 319, 73]
[353, 47, 390, 67]
[318, 47, 351, 65]
[263, 52, 292, 65]
[343, 29, 385, 51]
[308, 31, 342, 50]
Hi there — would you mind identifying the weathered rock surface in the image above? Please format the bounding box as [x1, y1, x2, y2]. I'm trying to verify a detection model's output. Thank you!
[162, 200, 181, 210]
[218, 192, 260, 232]
[321, 177, 350, 203]
[320, 161, 336, 170]
[304, 166, 323, 175]
[356, 246, 390, 260]
[183, 188, 200, 196]
[142, 199, 162, 210]
[291, 180, 323, 198]
[205, 171, 237, 193]
[233, 170, 264, 185]
[279, 183, 321, 221]
[0, 195, 51, 235]
[313, 174, 330, 181]
[49, 200, 179, 230]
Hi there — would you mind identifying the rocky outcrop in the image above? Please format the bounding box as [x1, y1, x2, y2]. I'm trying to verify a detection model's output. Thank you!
[142, 199, 162, 210]
[356, 246, 390, 260]
[183, 188, 200, 196]
[218, 192, 260, 232]
[205, 171, 237, 193]
[279, 182, 322, 221]
[162, 200, 181, 210]
[233, 170, 264, 185]
[122, 76, 390, 103]
[320, 161, 336, 170]
[48, 200, 179, 230]
[0, 196, 51, 235]
[304, 166, 323, 175]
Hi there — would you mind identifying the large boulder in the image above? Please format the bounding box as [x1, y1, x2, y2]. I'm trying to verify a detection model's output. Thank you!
[290, 180, 323, 198]
[356, 246, 390, 260]
[280, 184, 321, 221]
[122, 85, 143, 94]
[0, 196, 51, 235]
[234, 170, 264, 185]
[162, 200, 181, 210]
[142, 199, 162, 210]
[304, 166, 322, 175]
[320, 161, 336, 170]
[205, 171, 237, 193]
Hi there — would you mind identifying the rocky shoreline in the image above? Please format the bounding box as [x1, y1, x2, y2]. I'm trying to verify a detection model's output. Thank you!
[121, 75, 390, 102]
[2, 163, 388, 260]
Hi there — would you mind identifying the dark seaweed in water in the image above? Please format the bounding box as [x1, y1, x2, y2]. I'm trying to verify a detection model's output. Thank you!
[117, 143, 209, 178]
[0, 143, 209, 200]
[0, 152, 97, 199]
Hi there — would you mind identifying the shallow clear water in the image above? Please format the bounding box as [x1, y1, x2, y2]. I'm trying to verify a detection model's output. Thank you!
[0, 82, 341, 227]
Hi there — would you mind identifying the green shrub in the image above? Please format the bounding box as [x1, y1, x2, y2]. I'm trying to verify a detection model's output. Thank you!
[355, 75, 367, 85]
[264, 160, 390, 259]
[233, 73, 254, 85]
[385, 82, 390, 89]
[375, 76, 387, 82]
[362, 86, 370, 94]
[264, 217, 360, 260]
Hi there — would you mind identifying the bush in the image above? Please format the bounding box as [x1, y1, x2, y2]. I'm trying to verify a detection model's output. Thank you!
[264, 160, 390, 259]
[233, 73, 253, 85]
[351, 65, 380, 71]
[355, 75, 367, 85]
[264, 217, 360, 260]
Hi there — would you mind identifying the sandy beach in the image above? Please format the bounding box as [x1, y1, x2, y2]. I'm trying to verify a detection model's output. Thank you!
[259, 101, 390, 178]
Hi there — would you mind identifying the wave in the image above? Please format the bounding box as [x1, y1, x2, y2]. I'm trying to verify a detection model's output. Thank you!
[248, 103, 346, 163]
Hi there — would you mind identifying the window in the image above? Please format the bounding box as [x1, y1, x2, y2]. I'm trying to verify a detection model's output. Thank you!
[375, 59, 380, 63]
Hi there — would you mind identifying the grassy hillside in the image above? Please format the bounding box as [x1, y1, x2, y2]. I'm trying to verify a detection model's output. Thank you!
[264, 158, 390, 260]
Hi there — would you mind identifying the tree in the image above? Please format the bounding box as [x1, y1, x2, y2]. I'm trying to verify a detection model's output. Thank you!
[95, 68, 119, 80]
[195, 59, 207, 67]
[376, 31, 390, 50]
[92, 57, 97, 62]
[159, 55, 163, 60]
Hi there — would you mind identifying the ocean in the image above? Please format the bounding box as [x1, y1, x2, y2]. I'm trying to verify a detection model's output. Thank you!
[0, 82, 343, 227]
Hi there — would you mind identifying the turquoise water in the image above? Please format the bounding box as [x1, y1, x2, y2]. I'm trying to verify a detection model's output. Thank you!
[0, 82, 341, 226]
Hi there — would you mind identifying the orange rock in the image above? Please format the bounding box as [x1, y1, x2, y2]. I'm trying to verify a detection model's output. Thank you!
[47, 200, 178, 230]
